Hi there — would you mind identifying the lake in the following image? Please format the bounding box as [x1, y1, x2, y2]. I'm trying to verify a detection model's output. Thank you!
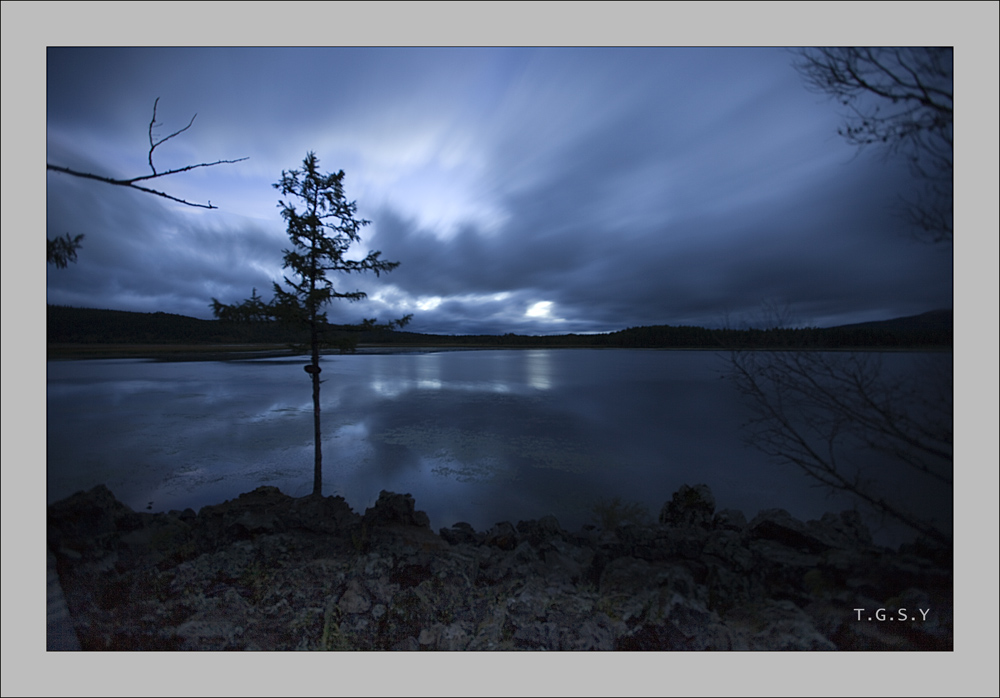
[46, 349, 951, 546]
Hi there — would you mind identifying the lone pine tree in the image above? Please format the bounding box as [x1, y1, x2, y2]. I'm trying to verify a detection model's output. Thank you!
[271, 152, 404, 496]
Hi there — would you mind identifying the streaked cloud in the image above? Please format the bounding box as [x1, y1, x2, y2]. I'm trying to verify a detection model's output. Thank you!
[46, 46, 952, 333]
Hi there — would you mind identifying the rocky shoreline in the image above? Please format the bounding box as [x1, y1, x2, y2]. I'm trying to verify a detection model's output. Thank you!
[47, 484, 952, 651]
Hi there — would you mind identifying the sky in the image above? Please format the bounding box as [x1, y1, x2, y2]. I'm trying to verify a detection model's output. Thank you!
[44, 45, 955, 335]
[6, 3, 999, 693]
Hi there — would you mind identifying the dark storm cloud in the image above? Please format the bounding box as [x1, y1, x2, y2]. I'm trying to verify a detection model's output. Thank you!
[45, 47, 952, 334]
[46, 170, 284, 317]
[365, 146, 948, 336]
[359, 52, 949, 334]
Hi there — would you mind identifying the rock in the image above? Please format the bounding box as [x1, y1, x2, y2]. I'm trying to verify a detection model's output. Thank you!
[48, 484, 143, 557]
[338, 580, 372, 615]
[599, 556, 706, 624]
[290, 494, 360, 534]
[47, 483, 952, 652]
[195, 486, 295, 545]
[361, 491, 430, 529]
[815, 510, 873, 547]
[118, 516, 193, 566]
[512, 621, 564, 650]
[748, 508, 877, 555]
[741, 600, 837, 651]
[478, 541, 531, 583]
[516, 515, 567, 546]
[749, 508, 832, 553]
[539, 538, 594, 585]
[617, 594, 733, 650]
[391, 636, 420, 651]
[565, 613, 621, 651]
[439, 521, 481, 546]
[713, 508, 748, 532]
[418, 621, 472, 650]
[485, 521, 519, 551]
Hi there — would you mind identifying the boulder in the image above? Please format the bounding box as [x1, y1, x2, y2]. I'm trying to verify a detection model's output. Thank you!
[485, 521, 519, 551]
[516, 515, 567, 547]
[48, 484, 143, 557]
[713, 508, 748, 533]
[749, 508, 831, 553]
[361, 491, 430, 529]
[439, 521, 482, 546]
[289, 493, 360, 534]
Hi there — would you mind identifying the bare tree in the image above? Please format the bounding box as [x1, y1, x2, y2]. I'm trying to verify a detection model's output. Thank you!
[794, 47, 953, 243]
[47, 98, 247, 265]
[729, 347, 952, 546]
[723, 51, 954, 549]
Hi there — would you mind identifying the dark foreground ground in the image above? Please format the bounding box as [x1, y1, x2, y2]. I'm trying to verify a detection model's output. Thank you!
[47, 484, 952, 651]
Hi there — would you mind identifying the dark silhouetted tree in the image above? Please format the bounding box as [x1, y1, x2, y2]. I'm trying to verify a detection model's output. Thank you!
[215, 152, 409, 497]
[47, 98, 247, 266]
[793, 47, 953, 243]
[210, 287, 272, 323]
[47, 233, 85, 269]
[731, 50, 955, 546]
[727, 305, 952, 547]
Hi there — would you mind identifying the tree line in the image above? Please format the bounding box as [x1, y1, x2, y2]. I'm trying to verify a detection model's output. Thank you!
[48, 305, 951, 351]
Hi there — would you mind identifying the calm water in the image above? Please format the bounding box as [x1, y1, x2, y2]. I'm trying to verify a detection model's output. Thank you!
[46, 349, 951, 546]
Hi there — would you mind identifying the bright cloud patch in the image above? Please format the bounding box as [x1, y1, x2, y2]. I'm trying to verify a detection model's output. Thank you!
[416, 296, 443, 311]
[526, 301, 553, 318]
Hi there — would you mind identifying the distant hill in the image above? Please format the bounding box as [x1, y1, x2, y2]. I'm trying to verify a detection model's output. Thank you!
[826, 309, 952, 333]
[47, 305, 952, 351]
[46, 305, 308, 346]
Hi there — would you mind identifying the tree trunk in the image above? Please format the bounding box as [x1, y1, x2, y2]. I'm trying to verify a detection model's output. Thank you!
[311, 316, 322, 497]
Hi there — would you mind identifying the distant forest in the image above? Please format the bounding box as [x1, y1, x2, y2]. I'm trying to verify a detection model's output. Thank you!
[48, 305, 952, 352]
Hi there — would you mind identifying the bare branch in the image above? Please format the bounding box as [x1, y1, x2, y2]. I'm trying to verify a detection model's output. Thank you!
[147, 96, 197, 175]
[728, 346, 952, 547]
[125, 157, 251, 185]
[793, 48, 952, 243]
[118, 180, 219, 209]
[46, 98, 248, 210]
[46, 161, 247, 209]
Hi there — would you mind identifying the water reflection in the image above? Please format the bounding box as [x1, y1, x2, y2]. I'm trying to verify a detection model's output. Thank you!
[46, 350, 951, 545]
[526, 349, 552, 390]
[369, 351, 546, 398]
[416, 351, 440, 384]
